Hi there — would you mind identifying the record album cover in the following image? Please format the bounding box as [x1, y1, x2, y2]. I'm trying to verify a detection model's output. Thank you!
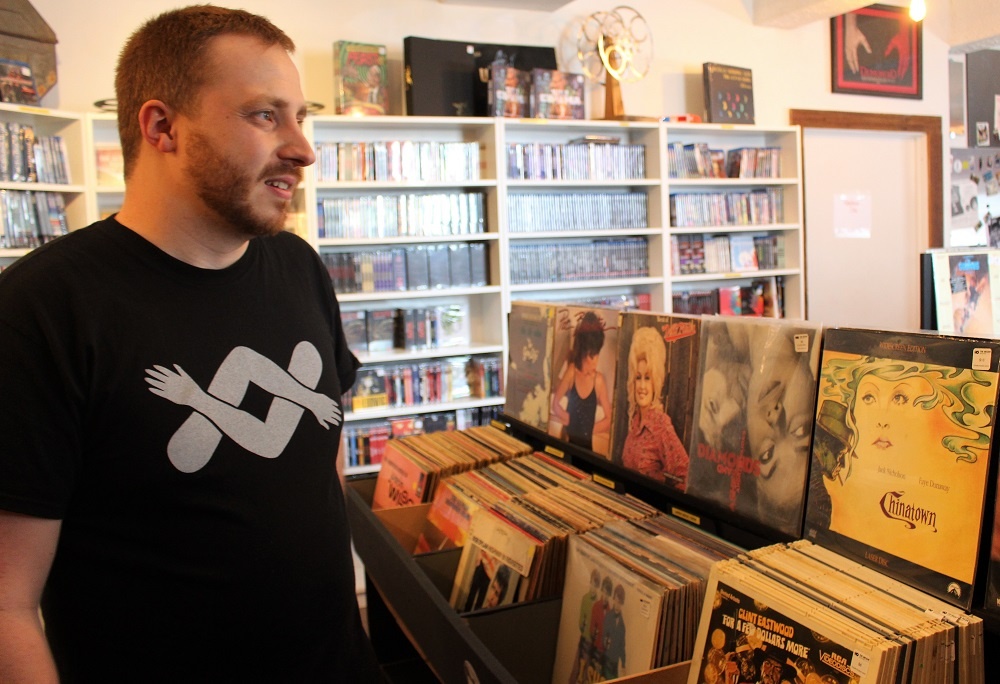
[551, 535, 666, 683]
[449, 507, 539, 613]
[609, 311, 700, 492]
[688, 317, 822, 538]
[702, 62, 755, 124]
[929, 250, 1000, 337]
[804, 327, 1000, 609]
[688, 561, 892, 684]
[505, 301, 556, 432]
[548, 305, 620, 458]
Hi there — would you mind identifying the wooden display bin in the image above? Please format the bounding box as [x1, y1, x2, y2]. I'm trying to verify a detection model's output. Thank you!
[346, 475, 690, 684]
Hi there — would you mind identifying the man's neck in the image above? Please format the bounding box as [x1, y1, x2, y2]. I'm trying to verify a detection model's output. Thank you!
[116, 192, 250, 270]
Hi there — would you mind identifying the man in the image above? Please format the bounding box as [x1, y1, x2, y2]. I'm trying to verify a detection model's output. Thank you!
[0, 6, 383, 681]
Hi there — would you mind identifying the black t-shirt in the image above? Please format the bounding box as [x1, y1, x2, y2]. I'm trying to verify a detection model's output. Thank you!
[0, 218, 381, 681]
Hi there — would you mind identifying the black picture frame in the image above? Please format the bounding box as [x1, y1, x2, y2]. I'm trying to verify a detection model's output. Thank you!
[830, 4, 922, 100]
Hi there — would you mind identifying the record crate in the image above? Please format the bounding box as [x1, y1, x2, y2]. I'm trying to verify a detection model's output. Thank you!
[345, 474, 691, 684]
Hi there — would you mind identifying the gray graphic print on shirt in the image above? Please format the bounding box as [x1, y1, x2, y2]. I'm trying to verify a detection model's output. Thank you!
[145, 341, 342, 472]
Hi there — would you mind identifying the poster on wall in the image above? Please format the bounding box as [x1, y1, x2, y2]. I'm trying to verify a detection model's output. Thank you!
[830, 4, 922, 99]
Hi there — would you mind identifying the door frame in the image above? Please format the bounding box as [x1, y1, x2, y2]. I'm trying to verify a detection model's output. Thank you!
[789, 109, 943, 248]
[788, 109, 943, 320]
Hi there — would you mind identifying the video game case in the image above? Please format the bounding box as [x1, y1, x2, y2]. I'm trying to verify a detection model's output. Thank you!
[448, 243, 472, 287]
[0, 123, 10, 182]
[334, 41, 388, 116]
[426, 244, 451, 289]
[340, 310, 368, 354]
[436, 303, 471, 348]
[528, 68, 585, 120]
[489, 64, 529, 118]
[393, 308, 431, 352]
[7, 123, 29, 182]
[351, 367, 389, 413]
[469, 242, 488, 287]
[0, 59, 40, 106]
[366, 308, 397, 352]
[405, 245, 430, 291]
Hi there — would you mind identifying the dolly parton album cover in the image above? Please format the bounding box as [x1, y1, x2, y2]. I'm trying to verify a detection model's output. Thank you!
[609, 311, 700, 493]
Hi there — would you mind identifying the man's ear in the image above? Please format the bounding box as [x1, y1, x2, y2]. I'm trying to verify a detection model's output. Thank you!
[137, 100, 177, 153]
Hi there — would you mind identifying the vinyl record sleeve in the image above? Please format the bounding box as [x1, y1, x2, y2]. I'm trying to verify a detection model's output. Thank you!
[687, 317, 822, 539]
[548, 305, 620, 458]
[804, 327, 1000, 610]
[551, 535, 666, 683]
[610, 312, 700, 492]
[504, 301, 556, 432]
[688, 559, 897, 684]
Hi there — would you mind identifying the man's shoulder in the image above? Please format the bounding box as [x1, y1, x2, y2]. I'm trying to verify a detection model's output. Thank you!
[0, 219, 118, 287]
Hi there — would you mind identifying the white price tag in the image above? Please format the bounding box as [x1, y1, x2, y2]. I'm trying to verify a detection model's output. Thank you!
[851, 651, 871, 676]
[972, 347, 992, 371]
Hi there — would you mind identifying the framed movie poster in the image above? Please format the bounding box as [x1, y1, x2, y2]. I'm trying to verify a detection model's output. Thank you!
[830, 4, 922, 99]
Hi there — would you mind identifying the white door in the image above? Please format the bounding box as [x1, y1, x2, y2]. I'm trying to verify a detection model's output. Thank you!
[802, 128, 928, 331]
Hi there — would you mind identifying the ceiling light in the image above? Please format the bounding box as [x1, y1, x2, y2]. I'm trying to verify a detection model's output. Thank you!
[910, 0, 926, 22]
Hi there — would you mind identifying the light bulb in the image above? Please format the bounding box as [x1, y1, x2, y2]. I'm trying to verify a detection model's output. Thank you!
[910, 0, 926, 22]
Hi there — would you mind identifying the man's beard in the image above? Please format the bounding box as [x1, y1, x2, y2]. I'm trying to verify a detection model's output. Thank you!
[185, 131, 300, 238]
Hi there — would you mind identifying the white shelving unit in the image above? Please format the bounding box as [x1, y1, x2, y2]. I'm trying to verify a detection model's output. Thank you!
[0, 103, 89, 266]
[2, 108, 805, 473]
[498, 118, 666, 312]
[83, 112, 124, 223]
[305, 116, 508, 467]
[662, 122, 804, 318]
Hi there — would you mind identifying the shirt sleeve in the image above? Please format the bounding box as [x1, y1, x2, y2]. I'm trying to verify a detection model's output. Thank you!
[0, 310, 83, 519]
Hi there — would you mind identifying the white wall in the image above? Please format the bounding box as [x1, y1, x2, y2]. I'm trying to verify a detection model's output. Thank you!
[32, 0, 951, 129]
[28, 0, 956, 328]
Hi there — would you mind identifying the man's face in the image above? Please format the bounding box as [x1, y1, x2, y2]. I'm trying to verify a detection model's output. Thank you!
[483, 574, 505, 608]
[178, 35, 314, 239]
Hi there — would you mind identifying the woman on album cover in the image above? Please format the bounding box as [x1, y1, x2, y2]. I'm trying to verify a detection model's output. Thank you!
[812, 350, 996, 584]
[550, 311, 612, 453]
[620, 325, 689, 490]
